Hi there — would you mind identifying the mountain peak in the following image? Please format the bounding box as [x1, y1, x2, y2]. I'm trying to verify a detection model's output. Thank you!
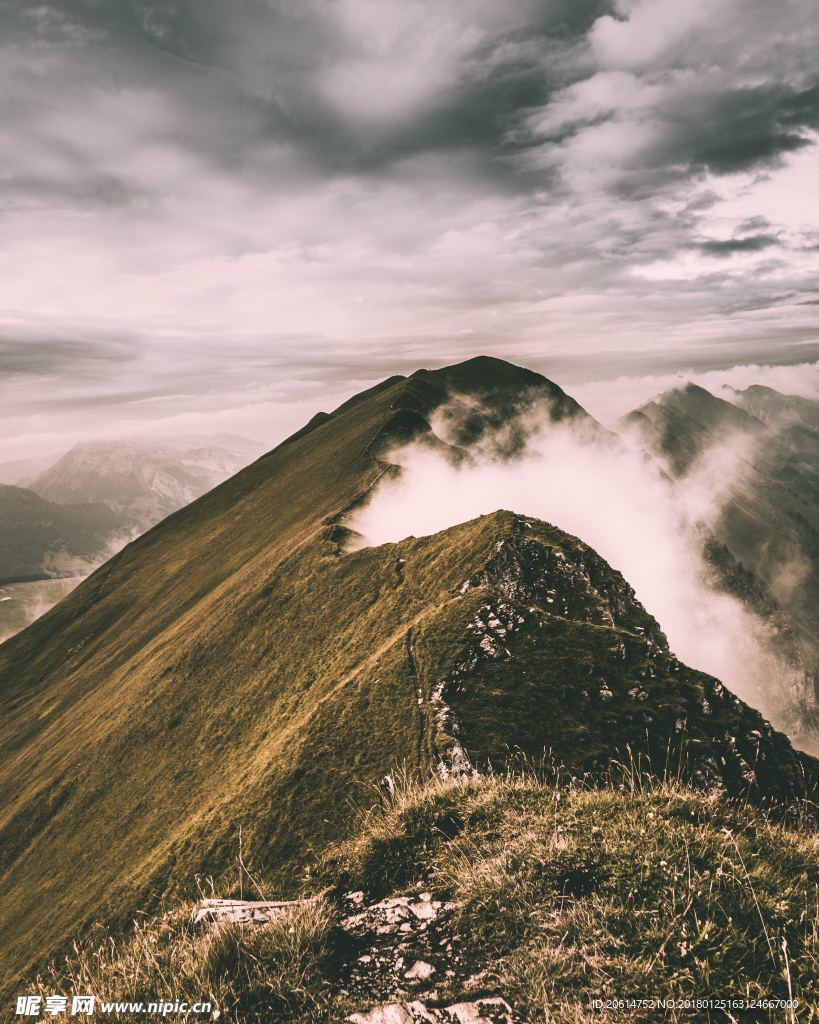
[412, 355, 585, 412]
[657, 381, 761, 424]
[413, 355, 548, 391]
[621, 380, 765, 476]
[409, 356, 595, 439]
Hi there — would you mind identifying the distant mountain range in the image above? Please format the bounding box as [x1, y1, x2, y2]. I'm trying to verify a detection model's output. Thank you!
[0, 357, 815, 997]
[30, 435, 263, 533]
[0, 453, 59, 487]
[621, 380, 819, 738]
[0, 435, 263, 638]
[0, 486, 118, 584]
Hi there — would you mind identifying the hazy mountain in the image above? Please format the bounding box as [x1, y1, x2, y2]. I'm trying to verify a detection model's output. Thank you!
[621, 382, 819, 733]
[0, 453, 59, 487]
[0, 435, 264, 641]
[30, 435, 263, 534]
[619, 382, 764, 477]
[1, 357, 815, 995]
[731, 383, 819, 432]
[0, 485, 119, 584]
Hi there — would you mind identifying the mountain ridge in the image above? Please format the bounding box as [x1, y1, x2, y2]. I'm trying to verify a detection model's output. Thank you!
[0, 358, 816, 997]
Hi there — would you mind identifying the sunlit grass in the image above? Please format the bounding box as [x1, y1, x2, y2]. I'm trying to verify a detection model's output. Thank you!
[42, 766, 818, 1023]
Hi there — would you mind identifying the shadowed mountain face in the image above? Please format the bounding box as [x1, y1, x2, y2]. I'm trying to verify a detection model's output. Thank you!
[0, 358, 816, 994]
[414, 358, 600, 456]
[621, 382, 819, 725]
[0, 485, 119, 583]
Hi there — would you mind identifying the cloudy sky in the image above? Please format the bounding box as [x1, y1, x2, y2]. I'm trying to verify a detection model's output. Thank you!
[2, 0, 818, 459]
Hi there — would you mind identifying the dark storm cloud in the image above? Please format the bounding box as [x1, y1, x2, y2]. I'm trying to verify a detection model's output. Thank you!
[665, 82, 819, 176]
[699, 234, 782, 256]
[4, 0, 818, 201]
[0, 0, 817, 460]
[0, 0, 615, 191]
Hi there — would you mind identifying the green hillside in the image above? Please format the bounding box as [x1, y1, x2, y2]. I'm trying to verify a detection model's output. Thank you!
[1, 359, 816, 999]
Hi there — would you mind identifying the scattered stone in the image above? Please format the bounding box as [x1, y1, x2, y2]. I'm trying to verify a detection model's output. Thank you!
[407, 1004, 439, 1023]
[346, 998, 516, 1024]
[410, 900, 439, 921]
[447, 999, 516, 1023]
[191, 897, 317, 928]
[405, 960, 435, 981]
[348, 1005, 414, 1024]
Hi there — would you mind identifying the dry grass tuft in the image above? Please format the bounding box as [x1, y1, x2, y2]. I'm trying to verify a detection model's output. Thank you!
[35, 899, 337, 1023]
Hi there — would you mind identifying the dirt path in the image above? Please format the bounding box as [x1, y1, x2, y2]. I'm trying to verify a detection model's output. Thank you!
[406, 628, 436, 775]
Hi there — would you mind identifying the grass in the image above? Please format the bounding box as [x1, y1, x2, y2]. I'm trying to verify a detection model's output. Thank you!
[39, 768, 819, 1023]
[329, 767, 819, 1023]
[35, 899, 338, 1024]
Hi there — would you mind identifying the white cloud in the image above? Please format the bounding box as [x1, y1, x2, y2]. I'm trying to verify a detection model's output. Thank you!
[590, 0, 724, 70]
[350, 409, 807, 734]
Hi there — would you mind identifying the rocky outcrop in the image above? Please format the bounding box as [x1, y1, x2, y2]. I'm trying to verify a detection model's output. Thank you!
[429, 515, 818, 803]
[194, 890, 522, 1023]
[348, 997, 516, 1023]
[192, 897, 319, 927]
[460, 518, 665, 647]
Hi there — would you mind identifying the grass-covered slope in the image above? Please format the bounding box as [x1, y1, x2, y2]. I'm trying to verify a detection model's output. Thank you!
[0, 369, 423, 990]
[0, 359, 816, 997]
[329, 771, 819, 1023]
[38, 772, 819, 1023]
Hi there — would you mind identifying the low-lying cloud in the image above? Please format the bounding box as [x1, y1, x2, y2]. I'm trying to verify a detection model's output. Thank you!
[350, 405, 806, 738]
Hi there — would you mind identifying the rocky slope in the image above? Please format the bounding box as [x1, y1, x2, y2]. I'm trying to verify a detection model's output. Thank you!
[1, 358, 816, 998]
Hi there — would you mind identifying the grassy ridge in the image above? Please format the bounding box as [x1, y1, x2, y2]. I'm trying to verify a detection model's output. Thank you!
[2, 359, 817, 1002]
[0, 376, 415, 990]
[36, 770, 819, 1023]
